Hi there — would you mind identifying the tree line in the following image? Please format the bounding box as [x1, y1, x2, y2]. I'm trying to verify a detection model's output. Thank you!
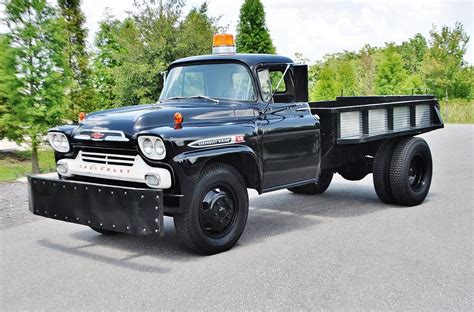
[306, 24, 472, 106]
[0, 0, 472, 172]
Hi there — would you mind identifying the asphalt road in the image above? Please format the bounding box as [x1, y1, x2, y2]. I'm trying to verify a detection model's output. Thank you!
[0, 125, 472, 310]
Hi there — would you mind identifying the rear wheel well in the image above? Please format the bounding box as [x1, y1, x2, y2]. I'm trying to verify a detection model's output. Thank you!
[203, 153, 261, 192]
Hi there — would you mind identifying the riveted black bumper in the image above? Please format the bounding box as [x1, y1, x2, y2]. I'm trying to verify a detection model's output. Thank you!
[28, 175, 164, 236]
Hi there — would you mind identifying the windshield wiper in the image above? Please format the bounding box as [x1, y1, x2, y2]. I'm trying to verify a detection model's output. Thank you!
[160, 95, 219, 103]
[189, 95, 220, 103]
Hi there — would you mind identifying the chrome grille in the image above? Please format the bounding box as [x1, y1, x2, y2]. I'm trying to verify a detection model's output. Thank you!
[79, 151, 136, 167]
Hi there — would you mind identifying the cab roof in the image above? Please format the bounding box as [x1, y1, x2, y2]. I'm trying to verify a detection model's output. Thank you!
[170, 53, 294, 67]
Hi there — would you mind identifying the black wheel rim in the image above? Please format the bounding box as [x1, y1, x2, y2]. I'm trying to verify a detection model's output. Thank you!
[199, 184, 237, 238]
[408, 154, 426, 192]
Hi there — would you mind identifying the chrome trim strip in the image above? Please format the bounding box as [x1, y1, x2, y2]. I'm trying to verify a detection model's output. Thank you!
[188, 135, 246, 148]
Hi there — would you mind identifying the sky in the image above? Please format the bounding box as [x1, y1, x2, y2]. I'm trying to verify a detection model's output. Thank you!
[3, 0, 474, 63]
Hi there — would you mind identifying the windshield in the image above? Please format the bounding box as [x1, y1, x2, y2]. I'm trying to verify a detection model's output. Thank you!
[159, 63, 256, 102]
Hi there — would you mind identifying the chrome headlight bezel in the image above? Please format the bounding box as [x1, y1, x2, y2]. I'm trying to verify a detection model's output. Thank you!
[138, 136, 166, 160]
[47, 132, 70, 153]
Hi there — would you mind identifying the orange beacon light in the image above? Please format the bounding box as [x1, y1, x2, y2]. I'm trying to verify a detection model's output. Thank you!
[212, 34, 236, 55]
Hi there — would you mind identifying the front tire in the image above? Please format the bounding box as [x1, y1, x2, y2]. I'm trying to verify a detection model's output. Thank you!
[389, 137, 433, 206]
[174, 163, 249, 255]
[288, 171, 333, 195]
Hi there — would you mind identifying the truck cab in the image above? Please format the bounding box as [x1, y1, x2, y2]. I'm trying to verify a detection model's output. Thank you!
[29, 34, 443, 254]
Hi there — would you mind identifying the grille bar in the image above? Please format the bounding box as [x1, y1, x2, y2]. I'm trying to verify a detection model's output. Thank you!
[79, 151, 136, 167]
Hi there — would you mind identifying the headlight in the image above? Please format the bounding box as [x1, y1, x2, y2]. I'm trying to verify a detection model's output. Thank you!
[47, 132, 70, 153]
[154, 140, 165, 155]
[143, 138, 153, 155]
[138, 136, 166, 160]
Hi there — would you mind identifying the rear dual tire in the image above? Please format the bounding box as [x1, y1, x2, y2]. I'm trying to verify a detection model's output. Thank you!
[373, 137, 432, 206]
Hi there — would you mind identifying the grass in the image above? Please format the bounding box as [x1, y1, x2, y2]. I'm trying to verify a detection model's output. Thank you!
[0, 149, 56, 182]
[440, 99, 474, 124]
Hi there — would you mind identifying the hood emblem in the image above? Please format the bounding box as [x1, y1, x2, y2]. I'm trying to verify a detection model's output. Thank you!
[91, 132, 105, 139]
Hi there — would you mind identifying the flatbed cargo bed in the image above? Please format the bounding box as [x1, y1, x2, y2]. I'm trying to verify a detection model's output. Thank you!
[311, 95, 444, 145]
[310, 95, 444, 170]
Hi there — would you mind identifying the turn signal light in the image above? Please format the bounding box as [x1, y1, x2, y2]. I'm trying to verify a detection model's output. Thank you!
[79, 112, 86, 122]
[174, 112, 183, 125]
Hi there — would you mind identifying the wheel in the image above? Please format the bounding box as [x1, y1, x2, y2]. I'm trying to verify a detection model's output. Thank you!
[373, 139, 398, 204]
[288, 171, 333, 195]
[89, 227, 119, 235]
[173, 163, 249, 255]
[389, 137, 432, 206]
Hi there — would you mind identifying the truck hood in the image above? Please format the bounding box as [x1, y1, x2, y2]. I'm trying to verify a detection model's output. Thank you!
[73, 102, 244, 139]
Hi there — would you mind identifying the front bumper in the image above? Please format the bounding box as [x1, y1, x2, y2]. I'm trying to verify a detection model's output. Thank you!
[28, 175, 164, 236]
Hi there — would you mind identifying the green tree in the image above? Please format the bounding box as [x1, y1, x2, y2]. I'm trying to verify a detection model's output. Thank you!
[176, 3, 220, 58]
[423, 22, 469, 100]
[92, 13, 124, 108]
[2, 0, 68, 173]
[400, 33, 428, 74]
[357, 44, 376, 95]
[310, 64, 338, 100]
[0, 35, 19, 139]
[58, 0, 96, 119]
[93, 0, 221, 106]
[236, 0, 275, 54]
[375, 45, 408, 95]
[336, 60, 357, 95]
[451, 66, 473, 99]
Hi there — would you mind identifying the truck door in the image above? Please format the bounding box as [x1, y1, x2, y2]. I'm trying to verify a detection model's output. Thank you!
[256, 65, 320, 191]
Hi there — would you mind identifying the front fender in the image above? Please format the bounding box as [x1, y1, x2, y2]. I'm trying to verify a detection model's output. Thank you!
[173, 145, 263, 194]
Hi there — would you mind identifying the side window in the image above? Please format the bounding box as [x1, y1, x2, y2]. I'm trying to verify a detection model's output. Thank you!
[258, 69, 272, 102]
[270, 71, 286, 93]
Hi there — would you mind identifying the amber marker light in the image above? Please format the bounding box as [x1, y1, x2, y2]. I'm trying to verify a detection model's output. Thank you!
[78, 112, 86, 122]
[212, 34, 236, 54]
[174, 112, 183, 129]
[213, 34, 234, 47]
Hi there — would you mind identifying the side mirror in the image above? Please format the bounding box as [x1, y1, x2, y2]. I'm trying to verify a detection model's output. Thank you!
[293, 65, 308, 102]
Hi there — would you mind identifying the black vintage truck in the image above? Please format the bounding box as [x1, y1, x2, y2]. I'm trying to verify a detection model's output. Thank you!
[29, 34, 444, 254]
